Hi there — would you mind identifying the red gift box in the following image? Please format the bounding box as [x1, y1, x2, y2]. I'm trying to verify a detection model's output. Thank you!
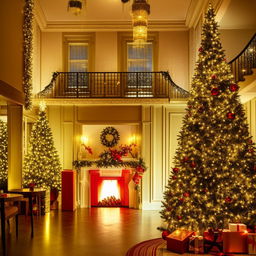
[248, 233, 256, 254]
[223, 230, 248, 253]
[189, 235, 204, 254]
[166, 230, 195, 254]
[228, 223, 247, 232]
[203, 229, 223, 253]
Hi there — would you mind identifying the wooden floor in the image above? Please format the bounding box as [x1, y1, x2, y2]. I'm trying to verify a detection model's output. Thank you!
[2, 208, 161, 256]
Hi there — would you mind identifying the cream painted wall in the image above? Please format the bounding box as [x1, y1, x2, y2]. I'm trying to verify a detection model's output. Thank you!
[95, 32, 118, 72]
[219, 29, 255, 61]
[41, 32, 62, 89]
[159, 31, 189, 90]
[0, 0, 23, 91]
[32, 21, 41, 94]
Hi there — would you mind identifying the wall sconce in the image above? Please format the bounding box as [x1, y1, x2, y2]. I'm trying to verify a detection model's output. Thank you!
[81, 135, 88, 145]
[68, 0, 83, 15]
[128, 135, 137, 145]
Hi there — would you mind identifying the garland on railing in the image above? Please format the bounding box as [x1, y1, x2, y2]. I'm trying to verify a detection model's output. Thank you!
[23, 0, 34, 109]
[37, 72, 59, 98]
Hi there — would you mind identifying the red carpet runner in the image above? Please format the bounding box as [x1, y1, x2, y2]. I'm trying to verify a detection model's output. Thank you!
[125, 238, 166, 256]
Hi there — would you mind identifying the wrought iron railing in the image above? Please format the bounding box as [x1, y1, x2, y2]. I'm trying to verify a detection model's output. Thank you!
[37, 71, 190, 99]
[229, 33, 256, 83]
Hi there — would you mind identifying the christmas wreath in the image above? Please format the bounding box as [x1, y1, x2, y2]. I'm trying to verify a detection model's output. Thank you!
[100, 127, 120, 148]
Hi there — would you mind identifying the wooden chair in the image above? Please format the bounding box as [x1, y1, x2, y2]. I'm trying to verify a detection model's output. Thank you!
[4, 202, 19, 237]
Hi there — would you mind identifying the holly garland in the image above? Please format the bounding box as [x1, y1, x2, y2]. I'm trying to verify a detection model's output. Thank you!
[23, 0, 34, 110]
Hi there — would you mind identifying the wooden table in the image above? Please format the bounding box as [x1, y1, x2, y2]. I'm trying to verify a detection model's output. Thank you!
[8, 188, 46, 238]
[0, 193, 23, 256]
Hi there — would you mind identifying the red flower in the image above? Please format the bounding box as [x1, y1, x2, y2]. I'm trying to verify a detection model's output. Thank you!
[162, 230, 170, 240]
[227, 112, 235, 119]
[172, 167, 180, 173]
[229, 83, 239, 92]
[211, 88, 219, 96]
[136, 166, 145, 173]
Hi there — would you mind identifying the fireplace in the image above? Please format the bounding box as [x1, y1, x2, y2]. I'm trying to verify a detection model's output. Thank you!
[89, 169, 131, 207]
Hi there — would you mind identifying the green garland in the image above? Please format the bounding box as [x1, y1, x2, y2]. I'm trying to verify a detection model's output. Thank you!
[73, 157, 146, 170]
[100, 127, 120, 148]
[23, 0, 34, 110]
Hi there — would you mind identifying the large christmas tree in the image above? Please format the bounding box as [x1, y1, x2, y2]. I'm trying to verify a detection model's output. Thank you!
[23, 105, 61, 191]
[160, 4, 256, 233]
[0, 120, 8, 189]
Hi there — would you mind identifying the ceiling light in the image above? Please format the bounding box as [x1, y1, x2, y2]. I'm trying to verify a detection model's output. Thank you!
[131, 0, 150, 44]
[68, 0, 83, 15]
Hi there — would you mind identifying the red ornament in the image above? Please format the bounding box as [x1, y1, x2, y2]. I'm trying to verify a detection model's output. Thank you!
[198, 47, 203, 52]
[179, 197, 184, 202]
[203, 189, 208, 193]
[211, 88, 220, 96]
[173, 167, 180, 173]
[183, 156, 189, 162]
[249, 139, 253, 144]
[162, 230, 170, 240]
[136, 166, 145, 173]
[229, 83, 239, 92]
[183, 192, 190, 197]
[227, 112, 235, 119]
[249, 148, 254, 153]
[177, 216, 182, 220]
[172, 175, 177, 180]
[225, 197, 232, 203]
[190, 161, 196, 168]
[211, 74, 217, 80]
[253, 166, 256, 171]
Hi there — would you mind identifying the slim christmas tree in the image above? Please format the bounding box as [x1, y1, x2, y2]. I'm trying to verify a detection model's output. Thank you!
[0, 120, 8, 189]
[160, 4, 256, 232]
[23, 104, 61, 191]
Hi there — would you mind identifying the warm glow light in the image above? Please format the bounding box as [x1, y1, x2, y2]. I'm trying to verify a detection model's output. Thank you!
[81, 135, 88, 145]
[44, 213, 51, 243]
[99, 180, 120, 201]
[39, 101, 46, 111]
[128, 134, 137, 144]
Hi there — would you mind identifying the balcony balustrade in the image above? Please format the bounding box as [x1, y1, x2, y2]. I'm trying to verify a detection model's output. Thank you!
[37, 71, 190, 100]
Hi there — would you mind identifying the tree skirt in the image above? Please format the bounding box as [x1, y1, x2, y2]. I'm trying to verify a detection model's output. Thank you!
[125, 238, 167, 256]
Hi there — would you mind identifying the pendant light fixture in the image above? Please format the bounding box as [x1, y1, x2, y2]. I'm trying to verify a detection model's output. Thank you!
[131, 0, 150, 44]
[68, 0, 83, 15]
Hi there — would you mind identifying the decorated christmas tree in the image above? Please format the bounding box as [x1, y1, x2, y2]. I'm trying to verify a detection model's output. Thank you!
[160, 4, 256, 233]
[23, 103, 61, 192]
[0, 120, 8, 189]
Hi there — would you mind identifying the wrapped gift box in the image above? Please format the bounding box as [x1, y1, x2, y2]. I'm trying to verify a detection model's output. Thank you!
[189, 235, 204, 254]
[166, 230, 195, 254]
[203, 230, 223, 253]
[248, 233, 256, 254]
[223, 230, 248, 253]
[229, 223, 247, 232]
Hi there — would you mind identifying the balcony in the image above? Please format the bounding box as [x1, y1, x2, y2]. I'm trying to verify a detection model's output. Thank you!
[37, 72, 190, 100]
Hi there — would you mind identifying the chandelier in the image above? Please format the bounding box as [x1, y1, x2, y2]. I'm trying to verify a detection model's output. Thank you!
[68, 0, 83, 15]
[131, 0, 150, 44]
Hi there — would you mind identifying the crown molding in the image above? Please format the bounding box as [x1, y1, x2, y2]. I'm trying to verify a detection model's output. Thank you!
[215, 0, 232, 23]
[37, 20, 188, 32]
[34, 0, 47, 30]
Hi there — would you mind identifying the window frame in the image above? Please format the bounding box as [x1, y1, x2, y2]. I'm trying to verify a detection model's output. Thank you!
[117, 32, 159, 72]
[63, 33, 95, 72]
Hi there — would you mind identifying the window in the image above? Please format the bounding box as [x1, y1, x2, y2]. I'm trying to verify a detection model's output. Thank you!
[127, 42, 153, 72]
[68, 43, 88, 72]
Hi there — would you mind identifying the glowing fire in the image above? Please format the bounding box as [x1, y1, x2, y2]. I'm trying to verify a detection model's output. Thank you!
[99, 180, 120, 202]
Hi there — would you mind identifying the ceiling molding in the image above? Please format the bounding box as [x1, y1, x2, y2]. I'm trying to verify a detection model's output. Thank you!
[185, 0, 208, 28]
[38, 20, 188, 32]
[34, 0, 47, 30]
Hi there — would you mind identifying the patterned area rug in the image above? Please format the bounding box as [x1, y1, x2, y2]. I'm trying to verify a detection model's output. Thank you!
[125, 238, 166, 256]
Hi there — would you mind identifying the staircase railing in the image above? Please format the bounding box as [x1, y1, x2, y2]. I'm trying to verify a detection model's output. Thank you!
[37, 71, 190, 100]
[228, 33, 256, 83]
